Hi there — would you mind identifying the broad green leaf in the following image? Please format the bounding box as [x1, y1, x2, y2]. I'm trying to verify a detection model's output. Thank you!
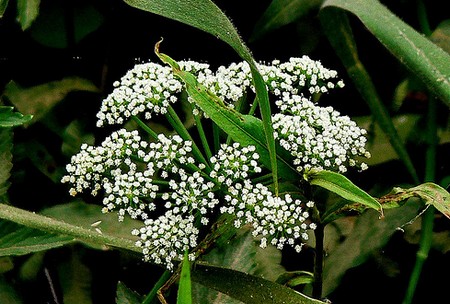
[0, 107, 33, 128]
[0, 220, 74, 256]
[123, 0, 279, 194]
[378, 183, 450, 219]
[191, 263, 326, 304]
[177, 252, 192, 304]
[0, 203, 140, 254]
[116, 282, 143, 304]
[3, 78, 98, 124]
[41, 201, 142, 244]
[0, 129, 12, 200]
[321, 0, 450, 105]
[0, 0, 9, 18]
[251, 0, 322, 41]
[16, 0, 40, 30]
[319, 8, 419, 183]
[155, 48, 300, 182]
[322, 199, 421, 296]
[305, 169, 382, 215]
[194, 228, 285, 304]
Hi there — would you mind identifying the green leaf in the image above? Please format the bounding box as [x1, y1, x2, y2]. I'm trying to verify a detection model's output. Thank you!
[250, 0, 322, 41]
[0, 107, 33, 128]
[379, 183, 450, 219]
[0, 0, 9, 18]
[276, 271, 314, 288]
[194, 228, 285, 304]
[319, 7, 419, 183]
[305, 169, 382, 215]
[191, 263, 326, 304]
[321, 0, 450, 106]
[16, 0, 40, 30]
[322, 199, 422, 296]
[3, 78, 98, 124]
[40, 201, 142, 245]
[177, 252, 192, 304]
[123, 0, 279, 194]
[0, 220, 74, 256]
[116, 282, 143, 304]
[155, 48, 300, 182]
[0, 203, 140, 254]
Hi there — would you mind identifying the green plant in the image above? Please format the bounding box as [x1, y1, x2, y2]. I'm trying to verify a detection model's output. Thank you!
[0, 0, 449, 303]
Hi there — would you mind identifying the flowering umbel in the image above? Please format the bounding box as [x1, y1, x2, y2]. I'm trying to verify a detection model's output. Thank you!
[62, 55, 370, 269]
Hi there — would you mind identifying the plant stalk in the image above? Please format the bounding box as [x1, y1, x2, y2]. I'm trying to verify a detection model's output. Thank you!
[0, 203, 140, 254]
[403, 95, 437, 304]
[312, 222, 324, 299]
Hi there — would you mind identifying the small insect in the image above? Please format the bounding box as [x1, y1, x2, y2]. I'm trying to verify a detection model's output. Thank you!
[91, 221, 103, 234]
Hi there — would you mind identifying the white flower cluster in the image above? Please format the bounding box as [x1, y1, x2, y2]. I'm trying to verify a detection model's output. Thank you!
[96, 61, 212, 127]
[61, 129, 159, 220]
[95, 56, 344, 126]
[211, 143, 316, 252]
[262, 57, 345, 96]
[273, 93, 370, 173]
[132, 211, 197, 270]
[63, 54, 371, 270]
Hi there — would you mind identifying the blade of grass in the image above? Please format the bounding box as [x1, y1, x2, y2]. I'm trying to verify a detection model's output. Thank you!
[319, 8, 420, 183]
[321, 0, 450, 105]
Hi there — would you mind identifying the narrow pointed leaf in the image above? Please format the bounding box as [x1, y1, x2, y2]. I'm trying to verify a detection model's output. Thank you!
[0, 0, 9, 18]
[305, 169, 382, 214]
[321, 0, 450, 105]
[319, 8, 419, 183]
[16, 0, 40, 30]
[379, 183, 450, 219]
[0, 220, 74, 256]
[177, 252, 192, 304]
[191, 263, 326, 304]
[123, 0, 279, 193]
[155, 48, 299, 181]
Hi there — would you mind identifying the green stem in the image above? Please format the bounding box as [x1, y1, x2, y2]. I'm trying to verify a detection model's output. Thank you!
[403, 96, 437, 304]
[212, 123, 220, 154]
[165, 105, 210, 169]
[193, 114, 213, 160]
[0, 203, 140, 253]
[132, 116, 159, 140]
[403, 4, 436, 302]
[142, 270, 172, 304]
[312, 221, 324, 299]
